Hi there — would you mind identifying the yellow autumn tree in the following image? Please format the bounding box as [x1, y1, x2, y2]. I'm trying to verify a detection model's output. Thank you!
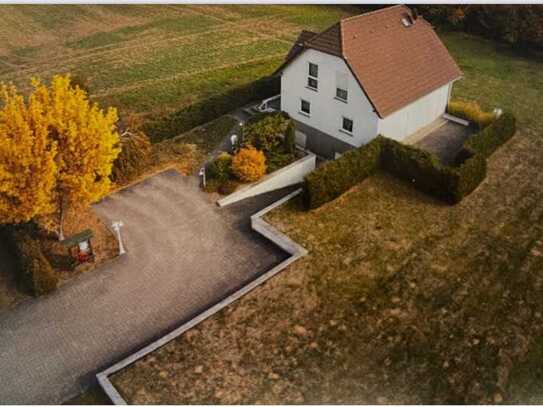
[32, 75, 120, 239]
[0, 84, 58, 224]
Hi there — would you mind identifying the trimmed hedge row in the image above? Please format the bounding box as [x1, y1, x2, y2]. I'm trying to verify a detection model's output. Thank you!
[303, 138, 382, 209]
[144, 76, 280, 143]
[456, 112, 516, 161]
[303, 112, 516, 209]
[1, 226, 58, 296]
[380, 137, 487, 204]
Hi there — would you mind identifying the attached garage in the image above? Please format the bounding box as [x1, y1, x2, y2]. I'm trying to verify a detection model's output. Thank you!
[377, 83, 452, 141]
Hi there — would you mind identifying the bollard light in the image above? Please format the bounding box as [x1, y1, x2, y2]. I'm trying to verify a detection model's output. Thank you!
[230, 134, 239, 153]
[199, 167, 206, 188]
[112, 220, 126, 255]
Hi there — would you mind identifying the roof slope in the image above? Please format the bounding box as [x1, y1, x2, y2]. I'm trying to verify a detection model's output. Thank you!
[285, 30, 317, 63]
[279, 5, 463, 118]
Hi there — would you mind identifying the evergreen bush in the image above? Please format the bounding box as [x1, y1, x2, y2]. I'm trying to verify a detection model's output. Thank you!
[207, 152, 233, 182]
[302, 112, 516, 209]
[1, 226, 58, 296]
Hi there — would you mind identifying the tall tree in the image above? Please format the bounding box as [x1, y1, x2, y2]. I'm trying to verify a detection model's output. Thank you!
[0, 84, 58, 224]
[32, 75, 120, 239]
[0, 75, 120, 239]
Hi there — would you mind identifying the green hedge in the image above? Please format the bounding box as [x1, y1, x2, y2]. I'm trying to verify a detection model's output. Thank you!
[303, 112, 515, 209]
[380, 137, 487, 204]
[1, 226, 58, 296]
[284, 120, 296, 154]
[453, 152, 487, 201]
[144, 76, 280, 143]
[458, 112, 517, 160]
[302, 137, 382, 209]
[380, 138, 457, 202]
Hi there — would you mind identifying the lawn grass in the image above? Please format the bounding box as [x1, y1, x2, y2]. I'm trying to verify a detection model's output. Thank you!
[0, 5, 357, 121]
[110, 30, 543, 404]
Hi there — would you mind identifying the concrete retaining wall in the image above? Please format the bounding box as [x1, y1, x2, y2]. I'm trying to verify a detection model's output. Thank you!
[96, 189, 306, 405]
[217, 152, 315, 207]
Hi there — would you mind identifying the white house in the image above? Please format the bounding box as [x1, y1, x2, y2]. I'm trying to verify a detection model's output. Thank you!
[274, 5, 463, 158]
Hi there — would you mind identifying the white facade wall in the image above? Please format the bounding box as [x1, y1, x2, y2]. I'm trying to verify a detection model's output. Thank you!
[377, 83, 451, 141]
[281, 48, 454, 147]
[280, 49, 379, 147]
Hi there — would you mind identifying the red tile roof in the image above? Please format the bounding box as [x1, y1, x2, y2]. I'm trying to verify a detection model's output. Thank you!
[278, 5, 463, 118]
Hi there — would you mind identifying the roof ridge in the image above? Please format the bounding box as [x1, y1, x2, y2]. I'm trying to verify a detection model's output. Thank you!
[341, 4, 407, 22]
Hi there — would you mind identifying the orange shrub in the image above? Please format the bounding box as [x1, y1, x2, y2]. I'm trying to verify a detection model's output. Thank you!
[232, 146, 267, 182]
[448, 100, 496, 129]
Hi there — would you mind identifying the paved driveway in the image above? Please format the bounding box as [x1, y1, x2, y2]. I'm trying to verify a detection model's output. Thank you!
[0, 170, 287, 404]
[415, 121, 473, 165]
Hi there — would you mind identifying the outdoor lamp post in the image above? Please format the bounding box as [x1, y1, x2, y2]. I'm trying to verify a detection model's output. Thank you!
[199, 167, 206, 188]
[112, 220, 126, 256]
[230, 134, 238, 153]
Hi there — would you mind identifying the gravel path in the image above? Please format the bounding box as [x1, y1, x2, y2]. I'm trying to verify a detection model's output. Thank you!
[0, 170, 288, 404]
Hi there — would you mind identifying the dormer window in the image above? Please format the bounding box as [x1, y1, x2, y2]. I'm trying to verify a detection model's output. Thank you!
[402, 16, 413, 27]
[307, 62, 318, 90]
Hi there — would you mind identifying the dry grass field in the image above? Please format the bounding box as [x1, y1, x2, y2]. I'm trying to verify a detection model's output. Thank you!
[0, 5, 355, 119]
[110, 30, 543, 405]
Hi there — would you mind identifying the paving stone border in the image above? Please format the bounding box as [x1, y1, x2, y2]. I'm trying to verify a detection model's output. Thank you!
[96, 188, 306, 404]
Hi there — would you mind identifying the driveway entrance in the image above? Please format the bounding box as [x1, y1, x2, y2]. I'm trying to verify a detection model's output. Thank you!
[0, 170, 288, 404]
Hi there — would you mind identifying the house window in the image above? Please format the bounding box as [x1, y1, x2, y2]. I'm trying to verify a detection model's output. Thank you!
[342, 117, 353, 133]
[336, 72, 348, 102]
[307, 63, 318, 90]
[336, 87, 348, 101]
[300, 99, 311, 116]
[307, 77, 318, 90]
[308, 63, 318, 78]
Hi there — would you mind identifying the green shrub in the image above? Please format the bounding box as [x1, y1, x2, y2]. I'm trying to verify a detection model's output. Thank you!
[380, 137, 487, 204]
[218, 179, 239, 195]
[266, 151, 296, 173]
[452, 152, 487, 202]
[144, 76, 279, 143]
[459, 112, 516, 159]
[284, 120, 296, 154]
[303, 137, 383, 209]
[2, 226, 58, 296]
[242, 112, 290, 153]
[380, 138, 457, 202]
[302, 112, 516, 210]
[111, 131, 153, 184]
[206, 152, 233, 182]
